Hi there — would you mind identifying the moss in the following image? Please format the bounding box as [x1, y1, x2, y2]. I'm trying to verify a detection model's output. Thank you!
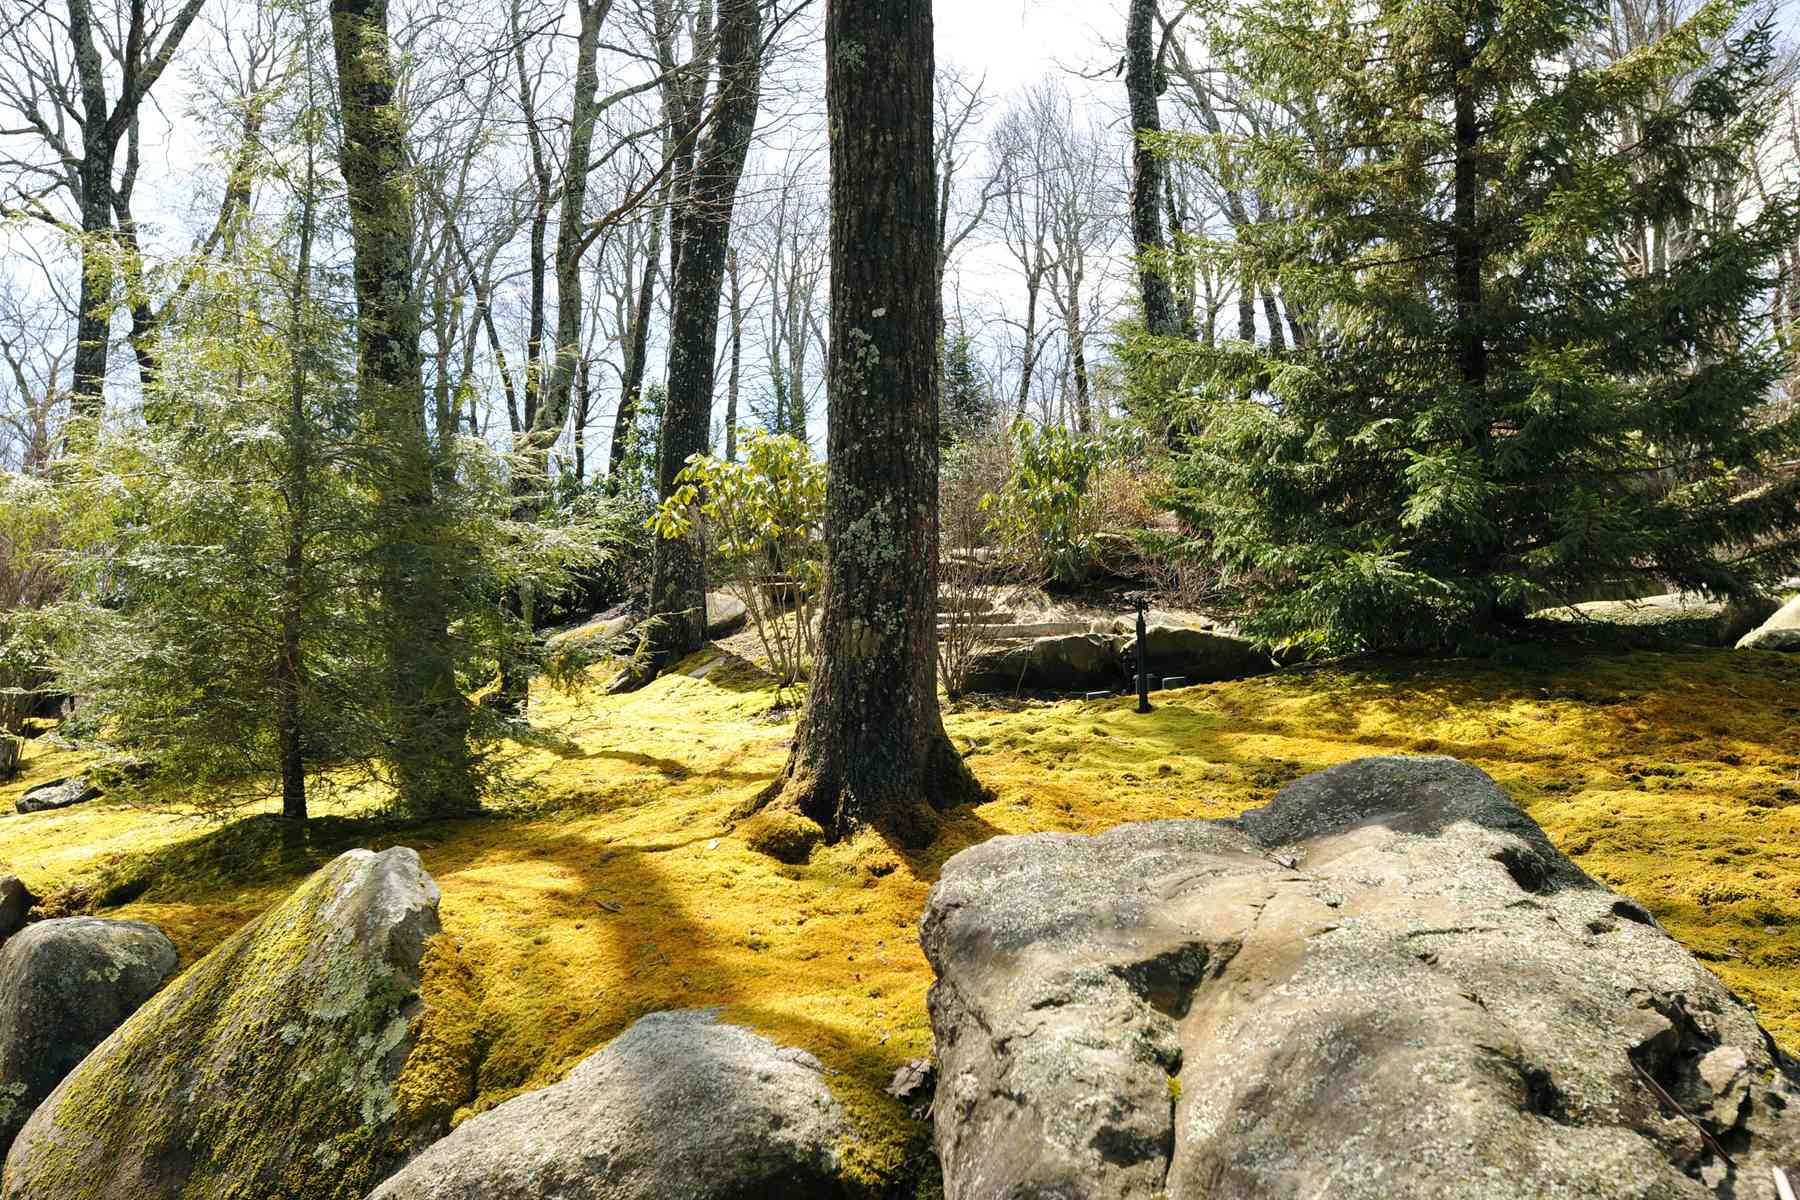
[5, 647, 1799, 1195]
[741, 806, 825, 863]
[392, 937, 481, 1129]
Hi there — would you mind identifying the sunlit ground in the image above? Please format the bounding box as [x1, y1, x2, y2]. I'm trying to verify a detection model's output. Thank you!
[4, 645, 1797, 1185]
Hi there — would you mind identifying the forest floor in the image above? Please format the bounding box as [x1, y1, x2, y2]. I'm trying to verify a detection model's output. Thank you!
[3, 645, 1799, 1187]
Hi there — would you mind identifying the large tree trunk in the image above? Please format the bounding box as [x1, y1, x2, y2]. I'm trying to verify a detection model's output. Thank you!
[643, 0, 762, 668]
[1126, 0, 1180, 338]
[758, 0, 985, 851]
[330, 0, 476, 816]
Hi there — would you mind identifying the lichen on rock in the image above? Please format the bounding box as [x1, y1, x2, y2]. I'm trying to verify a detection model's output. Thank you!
[0, 847, 473, 1200]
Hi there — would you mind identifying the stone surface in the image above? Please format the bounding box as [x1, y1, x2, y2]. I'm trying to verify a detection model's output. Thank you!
[0, 878, 31, 947]
[1538, 591, 1779, 648]
[14, 776, 99, 815]
[1120, 623, 1273, 684]
[964, 633, 1128, 694]
[0, 917, 176, 1159]
[365, 1010, 850, 1200]
[1737, 594, 1800, 653]
[705, 591, 748, 638]
[923, 756, 1800, 1200]
[3, 847, 470, 1200]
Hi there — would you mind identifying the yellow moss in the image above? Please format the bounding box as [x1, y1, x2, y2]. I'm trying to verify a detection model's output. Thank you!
[6, 647, 1798, 1194]
[394, 936, 481, 1128]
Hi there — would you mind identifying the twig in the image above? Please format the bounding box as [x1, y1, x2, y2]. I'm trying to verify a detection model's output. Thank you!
[1629, 1059, 1736, 1170]
[1773, 1166, 1795, 1200]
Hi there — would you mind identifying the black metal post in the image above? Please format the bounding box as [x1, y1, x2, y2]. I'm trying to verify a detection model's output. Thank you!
[1135, 595, 1151, 713]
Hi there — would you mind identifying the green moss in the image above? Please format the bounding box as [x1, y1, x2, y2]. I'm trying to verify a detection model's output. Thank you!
[6, 647, 1799, 1196]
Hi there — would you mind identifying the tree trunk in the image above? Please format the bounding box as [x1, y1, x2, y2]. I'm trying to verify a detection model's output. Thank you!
[644, 0, 762, 668]
[726, 245, 743, 461]
[1126, 0, 1179, 338]
[1016, 273, 1040, 417]
[611, 195, 667, 479]
[759, 0, 986, 850]
[329, 0, 476, 816]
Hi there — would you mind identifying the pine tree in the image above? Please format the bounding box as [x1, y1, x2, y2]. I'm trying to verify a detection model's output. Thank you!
[1148, 0, 1800, 653]
[940, 328, 996, 446]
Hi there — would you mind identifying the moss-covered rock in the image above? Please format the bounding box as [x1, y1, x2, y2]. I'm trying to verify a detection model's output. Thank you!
[0, 878, 30, 947]
[0, 847, 473, 1200]
[0, 917, 176, 1159]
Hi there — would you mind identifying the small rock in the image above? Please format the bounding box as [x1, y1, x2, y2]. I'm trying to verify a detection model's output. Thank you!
[0, 876, 33, 946]
[887, 1057, 936, 1105]
[15, 776, 100, 815]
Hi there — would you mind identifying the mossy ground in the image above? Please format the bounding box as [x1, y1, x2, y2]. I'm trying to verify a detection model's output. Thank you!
[3, 645, 1798, 1191]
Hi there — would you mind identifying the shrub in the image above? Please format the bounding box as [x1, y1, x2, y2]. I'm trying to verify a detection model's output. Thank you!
[649, 429, 825, 686]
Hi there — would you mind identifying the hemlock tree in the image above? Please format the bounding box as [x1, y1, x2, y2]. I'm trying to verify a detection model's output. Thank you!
[1155, 0, 1800, 654]
[753, 0, 985, 853]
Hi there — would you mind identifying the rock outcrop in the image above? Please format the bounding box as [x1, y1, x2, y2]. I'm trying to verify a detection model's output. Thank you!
[1537, 592, 1778, 649]
[1737, 594, 1800, 653]
[705, 591, 749, 638]
[0, 917, 177, 1159]
[0, 878, 31, 946]
[963, 622, 1274, 694]
[14, 777, 99, 815]
[2, 847, 471, 1200]
[366, 1010, 850, 1200]
[1121, 623, 1274, 684]
[923, 756, 1800, 1200]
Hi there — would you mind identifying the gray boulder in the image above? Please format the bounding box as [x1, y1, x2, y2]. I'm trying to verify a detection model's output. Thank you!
[14, 777, 99, 815]
[1537, 591, 1779, 648]
[706, 591, 748, 638]
[0, 917, 177, 1159]
[1737, 594, 1800, 653]
[366, 1009, 850, 1200]
[0, 877, 32, 946]
[964, 633, 1128, 694]
[1120, 622, 1273, 683]
[923, 756, 1800, 1200]
[3, 847, 471, 1200]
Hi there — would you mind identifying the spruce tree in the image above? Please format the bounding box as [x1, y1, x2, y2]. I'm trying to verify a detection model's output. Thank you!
[1150, 0, 1800, 653]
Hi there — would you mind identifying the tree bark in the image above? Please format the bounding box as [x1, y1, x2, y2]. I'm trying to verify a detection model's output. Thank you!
[1126, 0, 1180, 338]
[329, 0, 476, 816]
[759, 0, 985, 849]
[644, 0, 762, 667]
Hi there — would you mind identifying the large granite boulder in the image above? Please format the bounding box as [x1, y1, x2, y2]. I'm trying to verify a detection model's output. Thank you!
[0, 878, 32, 946]
[923, 756, 1800, 1200]
[3, 847, 472, 1200]
[1537, 592, 1779, 649]
[14, 777, 99, 815]
[1737, 594, 1800, 653]
[706, 591, 748, 638]
[366, 1010, 851, 1200]
[964, 634, 1127, 694]
[0, 918, 176, 1159]
[1120, 623, 1273, 683]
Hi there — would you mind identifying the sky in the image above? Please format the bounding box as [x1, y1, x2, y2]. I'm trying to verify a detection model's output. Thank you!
[936, 0, 1124, 95]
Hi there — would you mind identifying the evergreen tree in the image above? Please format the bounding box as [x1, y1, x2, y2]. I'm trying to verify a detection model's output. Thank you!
[1148, 0, 1800, 653]
[940, 327, 996, 446]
